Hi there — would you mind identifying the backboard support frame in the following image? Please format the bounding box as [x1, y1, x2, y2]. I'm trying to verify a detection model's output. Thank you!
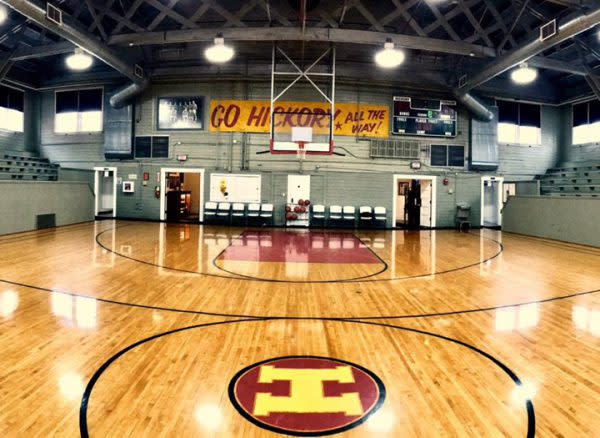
[269, 44, 336, 156]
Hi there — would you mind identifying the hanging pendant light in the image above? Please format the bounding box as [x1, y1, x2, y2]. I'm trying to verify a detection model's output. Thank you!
[510, 62, 537, 85]
[66, 48, 93, 71]
[375, 40, 405, 69]
[204, 36, 235, 64]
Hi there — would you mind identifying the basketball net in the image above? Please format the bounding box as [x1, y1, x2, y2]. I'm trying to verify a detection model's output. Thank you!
[296, 142, 307, 161]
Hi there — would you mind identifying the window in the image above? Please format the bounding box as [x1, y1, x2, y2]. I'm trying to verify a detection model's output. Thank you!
[430, 145, 465, 167]
[0, 86, 24, 132]
[55, 88, 103, 133]
[497, 100, 541, 145]
[572, 100, 600, 145]
[134, 136, 169, 158]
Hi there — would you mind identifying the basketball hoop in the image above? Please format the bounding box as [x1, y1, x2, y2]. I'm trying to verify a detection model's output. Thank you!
[296, 142, 307, 161]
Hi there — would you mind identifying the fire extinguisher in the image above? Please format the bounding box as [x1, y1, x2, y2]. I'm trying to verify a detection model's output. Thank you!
[154, 186, 160, 199]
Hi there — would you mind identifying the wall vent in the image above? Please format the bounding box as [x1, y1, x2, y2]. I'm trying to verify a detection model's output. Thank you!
[369, 139, 419, 159]
[134, 64, 144, 79]
[46, 3, 63, 25]
[540, 20, 557, 41]
[37, 214, 56, 230]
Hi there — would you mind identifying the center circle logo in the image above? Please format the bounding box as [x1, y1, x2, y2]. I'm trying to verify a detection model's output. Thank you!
[228, 356, 386, 436]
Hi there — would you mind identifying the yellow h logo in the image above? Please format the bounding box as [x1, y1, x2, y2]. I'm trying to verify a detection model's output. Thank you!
[253, 365, 363, 416]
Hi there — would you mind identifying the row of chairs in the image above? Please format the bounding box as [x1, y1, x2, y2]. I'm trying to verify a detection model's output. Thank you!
[204, 202, 274, 225]
[311, 205, 386, 228]
[203, 201, 387, 228]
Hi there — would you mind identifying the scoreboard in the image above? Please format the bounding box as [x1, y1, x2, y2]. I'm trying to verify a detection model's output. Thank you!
[392, 96, 457, 137]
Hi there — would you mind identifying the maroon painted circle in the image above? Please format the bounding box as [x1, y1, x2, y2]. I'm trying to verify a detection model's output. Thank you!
[229, 356, 385, 436]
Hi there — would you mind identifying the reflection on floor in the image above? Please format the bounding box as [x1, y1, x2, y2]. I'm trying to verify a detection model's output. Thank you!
[220, 230, 381, 264]
[1, 221, 599, 436]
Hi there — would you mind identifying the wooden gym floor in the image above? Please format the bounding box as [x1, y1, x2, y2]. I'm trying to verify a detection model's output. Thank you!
[0, 220, 599, 437]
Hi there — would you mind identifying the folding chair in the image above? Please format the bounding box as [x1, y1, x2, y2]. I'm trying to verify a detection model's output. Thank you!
[247, 203, 260, 226]
[342, 206, 356, 228]
[231, 203, 245, 226]
[328, 205, 342, 227]
[374, 206, 387, 228]
[260, 203, 274, 226]
[311, 204, 326, 228]
[203, 202, 217, 224]
[217, 202, 231, 224]
[359, 206, 373, 228]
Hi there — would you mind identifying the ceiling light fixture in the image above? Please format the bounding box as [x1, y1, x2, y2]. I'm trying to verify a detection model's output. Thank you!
[510, 62, 537, 85]
[66, 48, 93, 71]
[204, 36, 234, 64]
[374, 39, 405, 69]
[0, 6, 7, 25]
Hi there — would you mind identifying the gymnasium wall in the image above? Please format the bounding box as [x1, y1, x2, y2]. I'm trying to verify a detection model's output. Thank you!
[108, 164, 481, 228]
[557, 104, 600, 165]
[31, 80, 564, 227]
[497, 105, 561, 179]
[503, 196, 600, 247]
[0, 92, 39, 153]
[0, 180, 94, 235]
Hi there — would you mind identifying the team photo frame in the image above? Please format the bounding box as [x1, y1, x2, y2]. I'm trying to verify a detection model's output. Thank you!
[157, 96, 204, 130]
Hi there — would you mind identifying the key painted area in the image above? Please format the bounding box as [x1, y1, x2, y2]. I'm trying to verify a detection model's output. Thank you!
[219, 230, 381, 264]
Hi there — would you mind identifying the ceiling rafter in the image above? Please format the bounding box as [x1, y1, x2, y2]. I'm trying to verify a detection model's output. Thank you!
[91, 1, 145, 33]
[455, 0, 494, 47]
[144, 0, 199, 30]
[111, 0, 145, 35]
[84, 0, 108, 41]
[223, 0, 260, 28]
[353, 1, 385, 32]
[379, 0, 425, 36]
[422, 0, 479, 36]
[423, 1, 461, 42]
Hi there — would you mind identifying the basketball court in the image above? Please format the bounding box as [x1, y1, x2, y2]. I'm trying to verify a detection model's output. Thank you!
[1, 1, 600, 437]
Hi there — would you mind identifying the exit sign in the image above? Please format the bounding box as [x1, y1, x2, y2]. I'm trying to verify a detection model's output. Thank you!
[177, 154, 188, 161]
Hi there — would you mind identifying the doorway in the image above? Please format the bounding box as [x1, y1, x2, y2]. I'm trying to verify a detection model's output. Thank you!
[93, 167, 117, 218]
[159, 168, 205, 222]
[287, 174, 311, 227]
[393, 175, 436, 229]
[481, 176, 504, 227]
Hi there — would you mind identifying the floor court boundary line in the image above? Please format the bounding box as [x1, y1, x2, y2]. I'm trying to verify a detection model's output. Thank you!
[78, 317, 535, 438]
[95, 223, 504, 284]
[1, 275, 598, 322]
[210, 229, 390, 283]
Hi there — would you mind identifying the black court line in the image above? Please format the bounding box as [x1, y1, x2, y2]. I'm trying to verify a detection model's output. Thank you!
[3, 274, 599, 321]
[79, 318, 535, 438]
[95, 223, 504, 284]
[211, 230, 389, 283]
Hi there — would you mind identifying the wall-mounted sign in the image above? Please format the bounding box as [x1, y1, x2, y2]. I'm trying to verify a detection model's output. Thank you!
[177, 154, 188, 161]
[122, 181, 135, 193]
[128, 174, 138, 180]
[209, 100, 389, 138]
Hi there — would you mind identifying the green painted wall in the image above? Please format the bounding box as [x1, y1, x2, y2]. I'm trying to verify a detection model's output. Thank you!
[0, 181, 94, 235]
[503, 196, 600, 247]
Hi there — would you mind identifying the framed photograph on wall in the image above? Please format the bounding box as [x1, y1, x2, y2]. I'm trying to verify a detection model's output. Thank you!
[157, 96, 204, 130]
[122, 181, 135, 193]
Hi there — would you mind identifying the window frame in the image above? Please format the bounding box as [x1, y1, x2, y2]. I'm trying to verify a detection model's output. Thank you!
[496, 99, 542, 147]
[134, 135, 170, 159]
[0, 85, 25, 133]
[430, 144, 465, 168]
[571, 100, 600, 147]
[54, 87, 104, 134]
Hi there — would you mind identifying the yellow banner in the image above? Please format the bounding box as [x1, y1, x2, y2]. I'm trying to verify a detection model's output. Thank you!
[209, 100, 389, 138]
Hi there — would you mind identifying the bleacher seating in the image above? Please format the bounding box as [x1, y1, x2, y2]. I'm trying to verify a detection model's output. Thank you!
[539, 161, 600, 198]
[0, 150, 59, 181]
